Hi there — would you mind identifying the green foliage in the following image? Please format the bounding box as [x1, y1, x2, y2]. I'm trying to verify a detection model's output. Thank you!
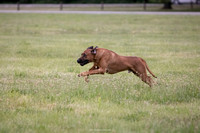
[0, 13, 200, 133]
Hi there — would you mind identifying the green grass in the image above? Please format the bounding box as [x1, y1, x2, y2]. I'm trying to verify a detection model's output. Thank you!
[0, 13, 200, 133]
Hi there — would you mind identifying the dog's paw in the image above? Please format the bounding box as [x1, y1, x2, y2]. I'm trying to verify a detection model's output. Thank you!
[84, 76, 89, 83]
[78, 72, 88, 77]
[78, 73, 83, 77]
[78, 74, 84, 77]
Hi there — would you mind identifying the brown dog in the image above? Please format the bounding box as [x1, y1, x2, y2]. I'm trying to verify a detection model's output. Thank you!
[77, 46, 157, 87]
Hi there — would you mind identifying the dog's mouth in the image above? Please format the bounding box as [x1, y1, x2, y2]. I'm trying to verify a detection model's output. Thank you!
[78, 60, 89, 66]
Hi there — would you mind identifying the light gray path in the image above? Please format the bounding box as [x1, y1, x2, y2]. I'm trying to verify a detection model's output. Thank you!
[0, 10, 200, 15]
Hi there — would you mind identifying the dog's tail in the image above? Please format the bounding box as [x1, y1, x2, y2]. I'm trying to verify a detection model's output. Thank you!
[140, 58, 157, 78]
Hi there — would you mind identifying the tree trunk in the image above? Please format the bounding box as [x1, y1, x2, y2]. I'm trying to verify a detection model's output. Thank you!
[162, 1, 172, 9]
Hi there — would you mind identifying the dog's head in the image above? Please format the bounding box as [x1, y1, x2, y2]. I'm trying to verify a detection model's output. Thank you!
[77, 46, 98, 66]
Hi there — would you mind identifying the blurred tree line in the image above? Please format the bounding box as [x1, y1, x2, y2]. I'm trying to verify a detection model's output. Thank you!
[0, 0, 167, 3]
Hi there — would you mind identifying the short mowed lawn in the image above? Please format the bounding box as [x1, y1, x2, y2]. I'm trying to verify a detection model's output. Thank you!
[0, 13, 200, 133]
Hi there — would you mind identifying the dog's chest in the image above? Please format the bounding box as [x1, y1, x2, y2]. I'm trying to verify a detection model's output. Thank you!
[105, 66, 119, 74]
[106, 68, 115, 74]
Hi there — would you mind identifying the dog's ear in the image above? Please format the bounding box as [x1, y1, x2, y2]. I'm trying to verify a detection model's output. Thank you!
[87, 46, 93, 49]
[91, 46, 98, 55]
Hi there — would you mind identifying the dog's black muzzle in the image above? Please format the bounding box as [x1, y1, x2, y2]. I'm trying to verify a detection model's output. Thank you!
[77, 59, 89, 66]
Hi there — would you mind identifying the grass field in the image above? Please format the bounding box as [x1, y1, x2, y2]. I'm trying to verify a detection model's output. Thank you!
[0, 13, 200, 133]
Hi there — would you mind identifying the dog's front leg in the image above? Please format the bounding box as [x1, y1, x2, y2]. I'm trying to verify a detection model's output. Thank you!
[84, 76, 89, 82]
[78, 68, 105, 77]
[78, 72, 89, 82]
[78, 64, 98, 82]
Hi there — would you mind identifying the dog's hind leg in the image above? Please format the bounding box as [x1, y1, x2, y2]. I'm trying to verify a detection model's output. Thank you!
[129, 68, 140, 77]
[140, 73, 153, 87]
[130, 65, 153, 87]
[129, 69, 152, 87]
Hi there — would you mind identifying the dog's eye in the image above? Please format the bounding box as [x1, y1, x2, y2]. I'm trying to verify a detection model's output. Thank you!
[82, 53, 87, 57]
